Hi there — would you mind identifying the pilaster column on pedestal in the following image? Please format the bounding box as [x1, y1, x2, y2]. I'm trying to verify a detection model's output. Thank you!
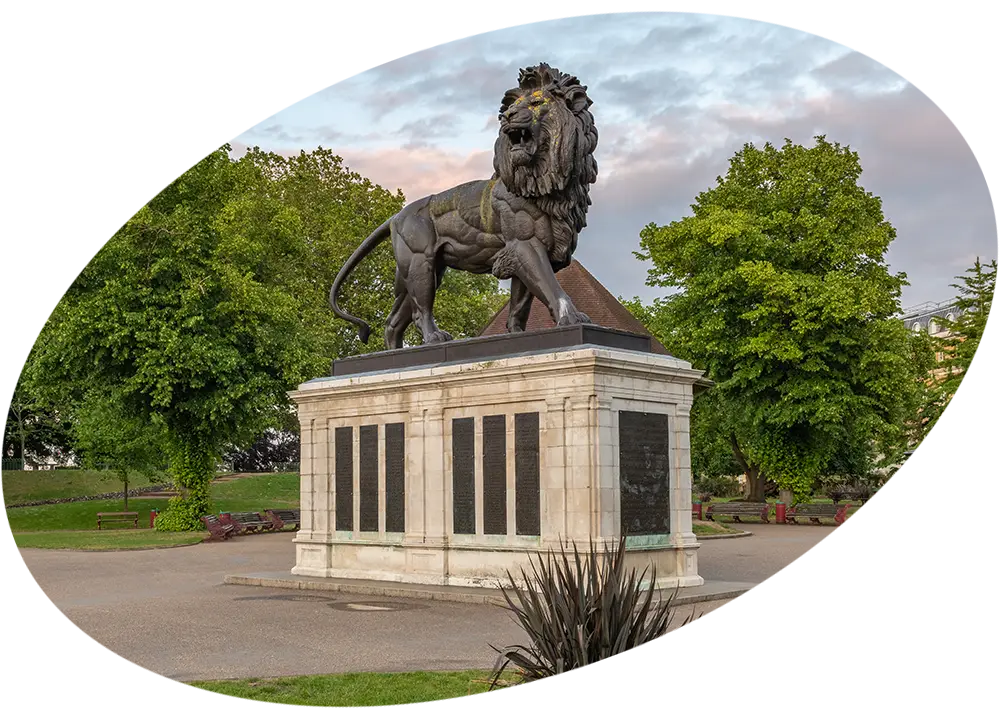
[310, 419, 330, 535]
[403, 407, 427, 544]
[541, 396, 569, 545]
[670, 400, 696, 543]
[419, 407, 447, 543]
[299, 417, 314, 533]
[563, 394, 597, 542]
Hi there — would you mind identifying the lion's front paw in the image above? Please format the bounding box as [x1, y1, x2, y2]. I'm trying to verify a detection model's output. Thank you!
[424, 329, 453, 344]
[557, 308, 591, 326]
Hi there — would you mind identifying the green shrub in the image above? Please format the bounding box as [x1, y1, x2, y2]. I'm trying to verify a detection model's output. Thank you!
[154, 493, 210, 531]
[488, 536, 693, 688]
[694, 474, 741, 501]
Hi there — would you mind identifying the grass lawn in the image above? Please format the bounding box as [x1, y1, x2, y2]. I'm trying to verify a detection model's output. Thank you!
[212, 473, 299, 505]
[13, 529, 206, 550]
[5, 473, 300, 533]
[692, 520, 742, 535]
[2, 469, 166, 505]
[190, 670, 504, 706]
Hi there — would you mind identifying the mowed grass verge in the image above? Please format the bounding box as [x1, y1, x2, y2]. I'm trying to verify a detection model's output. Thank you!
[692, 521, 742, 536]
[6, 472, 300, 549]
[190, 670, 503, 706]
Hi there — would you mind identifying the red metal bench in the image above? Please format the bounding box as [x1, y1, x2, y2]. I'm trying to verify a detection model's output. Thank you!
[201, 514, 236, 540]
[786, 503, 850, 525]
[705, 502, 770, 523]
[265, 508, 301, 531]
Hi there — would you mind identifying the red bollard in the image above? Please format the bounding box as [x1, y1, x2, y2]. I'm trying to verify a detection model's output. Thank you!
[692, 501, 703, 520]
[775, 502, 786, 524]
[149, 509, 158, 528]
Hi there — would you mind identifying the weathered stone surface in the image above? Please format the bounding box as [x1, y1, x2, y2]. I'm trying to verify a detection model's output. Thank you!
[290, 341, 705, 588]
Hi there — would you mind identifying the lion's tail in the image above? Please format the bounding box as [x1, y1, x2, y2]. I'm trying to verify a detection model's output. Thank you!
[329, 219, 393, 344]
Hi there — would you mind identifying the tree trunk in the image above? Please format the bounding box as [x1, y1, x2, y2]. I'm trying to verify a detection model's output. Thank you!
[745, 466, 767, 502]
[157, 440, 214, 531]
[729, 434, 767, 502]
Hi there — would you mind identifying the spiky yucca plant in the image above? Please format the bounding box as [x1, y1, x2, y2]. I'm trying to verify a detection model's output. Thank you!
[488, 535, 692, 688]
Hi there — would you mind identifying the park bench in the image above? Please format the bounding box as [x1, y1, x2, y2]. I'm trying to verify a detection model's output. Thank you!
[265, 508, 301, 531]
[201, 514, 236, 540]
[705, 502, 770, 523]
[786, 503, 851, 525]
[221, 511, 279, 534]
[96, 511, 139, 529]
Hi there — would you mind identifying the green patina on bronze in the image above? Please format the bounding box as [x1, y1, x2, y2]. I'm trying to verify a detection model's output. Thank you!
[480, 178, 497, 230]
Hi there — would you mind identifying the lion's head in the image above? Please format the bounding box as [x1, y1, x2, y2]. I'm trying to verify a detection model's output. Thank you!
[493, 63, 599, 253]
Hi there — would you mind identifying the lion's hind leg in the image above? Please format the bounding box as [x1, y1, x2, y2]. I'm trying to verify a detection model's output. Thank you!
[384, 284, 414, 349]
[384, 264, 415, 349]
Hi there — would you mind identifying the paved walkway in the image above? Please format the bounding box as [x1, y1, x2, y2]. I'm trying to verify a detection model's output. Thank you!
[18, 522, 833, 681]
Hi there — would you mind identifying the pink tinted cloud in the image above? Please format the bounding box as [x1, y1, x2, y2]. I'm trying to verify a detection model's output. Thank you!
[339, 146, 494, 201]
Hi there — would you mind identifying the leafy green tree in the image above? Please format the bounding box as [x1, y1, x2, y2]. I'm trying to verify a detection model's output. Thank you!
[633, 136, 918, 501]
[237, 147, 505, 351]
[3, 356, 75, 468]
[72, 390, 169, 509]
[887, 328, 937, 456]
[28, 144, 506, 529]
[920, 257, 997, 435]
[33, 146, 334, 528]
[687, 391, 744, 483]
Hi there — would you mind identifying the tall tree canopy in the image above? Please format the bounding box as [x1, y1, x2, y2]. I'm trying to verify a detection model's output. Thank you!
[27, 144, 506, 528]
[632, 136, 919, 500]
[919, 257, 997, 436]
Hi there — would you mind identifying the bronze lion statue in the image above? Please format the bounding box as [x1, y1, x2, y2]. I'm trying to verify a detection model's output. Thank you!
[330, 62, 599, 348]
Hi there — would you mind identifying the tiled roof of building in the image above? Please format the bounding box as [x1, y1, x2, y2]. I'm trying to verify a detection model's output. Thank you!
[479, 260, 670, 354]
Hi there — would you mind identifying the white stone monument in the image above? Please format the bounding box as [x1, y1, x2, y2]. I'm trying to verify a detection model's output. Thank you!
[289, 326, 706, 589]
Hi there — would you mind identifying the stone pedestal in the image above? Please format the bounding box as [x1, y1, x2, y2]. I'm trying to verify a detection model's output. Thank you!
[289, 328, 706, 588]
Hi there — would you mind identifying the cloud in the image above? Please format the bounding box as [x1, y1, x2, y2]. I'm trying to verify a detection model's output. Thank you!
[232, 13, 996, 310]
[337, 146, 494, 200]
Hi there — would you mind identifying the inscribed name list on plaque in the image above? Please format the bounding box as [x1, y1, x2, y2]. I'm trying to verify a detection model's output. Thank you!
[384, 423, 406, 534]
[514, 412, 541, 537]
[334, 426, 353, 532]
[619, 411, 671, 536]
[452, 417, 476, 536]
[482, 415, 508, 536]
[359, 425, 379, 533]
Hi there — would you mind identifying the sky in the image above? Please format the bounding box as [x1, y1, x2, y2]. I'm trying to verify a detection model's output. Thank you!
[232, 12, 996, 312]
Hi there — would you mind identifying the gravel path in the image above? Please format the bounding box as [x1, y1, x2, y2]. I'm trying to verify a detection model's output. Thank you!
[18, 523, 833, 681]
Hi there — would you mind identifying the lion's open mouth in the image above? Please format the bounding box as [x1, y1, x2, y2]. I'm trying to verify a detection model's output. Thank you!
[506, 125, 534, 150]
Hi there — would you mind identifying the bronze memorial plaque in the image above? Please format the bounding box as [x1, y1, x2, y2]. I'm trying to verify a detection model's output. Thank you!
[452, 417, 475, 534]
[482, 414, 507, 535]
[359, 424, 378, 532]
[514, 412, 540, 535]
[335, 426, 354, 531]
[384, 422, 405, 533]
[618, 411, 670, 535]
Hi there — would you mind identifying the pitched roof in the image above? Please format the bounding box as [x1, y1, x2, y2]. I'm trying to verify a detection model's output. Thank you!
[479, 260, 670, 355]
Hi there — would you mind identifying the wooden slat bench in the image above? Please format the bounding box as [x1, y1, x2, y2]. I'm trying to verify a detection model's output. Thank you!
[706, 502, 770, 523]
[265, 509, 301, 531]
[786, 503, 850, 525]
[97, 512, 139, 529]
[201, 514, 236, 540]
[221, 511, 279, 534]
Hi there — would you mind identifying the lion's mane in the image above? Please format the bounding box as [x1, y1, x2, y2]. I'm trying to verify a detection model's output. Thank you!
[492, 63, 599, 264]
